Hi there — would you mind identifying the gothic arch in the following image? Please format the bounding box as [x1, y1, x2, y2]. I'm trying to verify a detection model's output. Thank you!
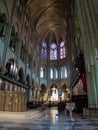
[0, 0, 9, 21]
[0, 0, 9, 39]
[40, 83, 47, 96]
[0, 12, 7, 38]
[61, 83, 67, 92]
[61, 83, 71, 101]
[50, 84, 58, 89]
[18, 67, 25, 83]
[49, 84, 59, 102]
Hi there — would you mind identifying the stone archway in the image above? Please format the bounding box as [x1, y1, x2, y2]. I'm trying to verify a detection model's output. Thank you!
[40, 84, 47, 101]
[50, 84, 59, 102]
[0, 13, 7, 38]
[18, 67, 25, 83]
[61, 83, 71, 101]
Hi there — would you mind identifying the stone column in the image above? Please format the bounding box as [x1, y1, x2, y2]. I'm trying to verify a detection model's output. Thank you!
[84, 0, 98, 107]
[2, 0, 17, 67]
[76, 0, 98, 107]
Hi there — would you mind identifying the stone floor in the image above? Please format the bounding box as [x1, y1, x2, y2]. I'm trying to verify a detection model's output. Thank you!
[0, 107, 98, 130]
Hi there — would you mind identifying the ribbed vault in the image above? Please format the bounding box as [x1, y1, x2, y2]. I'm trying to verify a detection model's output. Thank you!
[26, 0, 71, 44]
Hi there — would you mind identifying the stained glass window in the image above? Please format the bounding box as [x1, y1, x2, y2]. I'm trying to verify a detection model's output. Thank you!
[41, 41, 47, 58]
[50, 43, 57, 60]
[60, 41, 66, 59]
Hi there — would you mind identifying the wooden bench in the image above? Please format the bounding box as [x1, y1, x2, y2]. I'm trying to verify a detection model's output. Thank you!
[83, 108, 98, 117]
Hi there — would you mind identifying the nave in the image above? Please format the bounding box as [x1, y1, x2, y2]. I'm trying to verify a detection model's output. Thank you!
[0, 107, 98, 130]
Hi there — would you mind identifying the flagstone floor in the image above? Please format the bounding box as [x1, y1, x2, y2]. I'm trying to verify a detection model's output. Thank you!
[0, 107, 98, 130]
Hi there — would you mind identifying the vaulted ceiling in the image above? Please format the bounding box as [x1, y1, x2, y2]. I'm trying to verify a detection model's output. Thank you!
[26, 0, 72, 44]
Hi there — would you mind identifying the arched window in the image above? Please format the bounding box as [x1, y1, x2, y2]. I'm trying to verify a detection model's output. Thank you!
[60, 41, 66, 59]
[54, 68, 58, 79]
[50, 43, 57, 60]
[50, 68, 53, 79]
[5, 58, 18, 79]
[0, 13, 7, 38]
[40, 67, 44, 78]
[41, 41, 47, 58]
[61, 66, 67, 78]
[16, 0, 22, 17]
